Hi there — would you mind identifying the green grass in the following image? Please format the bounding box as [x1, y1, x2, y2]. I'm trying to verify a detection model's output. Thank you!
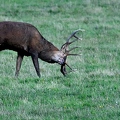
[0, 0, 120, 119]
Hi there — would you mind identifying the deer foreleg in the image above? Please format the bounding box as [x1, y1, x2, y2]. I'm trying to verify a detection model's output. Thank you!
[31, 53, 40, 78]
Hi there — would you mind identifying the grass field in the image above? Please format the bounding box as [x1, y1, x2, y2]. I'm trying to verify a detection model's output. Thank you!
[0, 0, 120, 119]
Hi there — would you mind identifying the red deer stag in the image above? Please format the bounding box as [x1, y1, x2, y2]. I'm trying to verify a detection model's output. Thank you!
[0, 21, 83, 77]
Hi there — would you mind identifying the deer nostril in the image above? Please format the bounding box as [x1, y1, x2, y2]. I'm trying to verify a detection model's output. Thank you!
[58, 58, 64, 65]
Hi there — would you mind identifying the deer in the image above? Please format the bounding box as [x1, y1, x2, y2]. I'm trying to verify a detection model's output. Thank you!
[0, 21, 84, 77]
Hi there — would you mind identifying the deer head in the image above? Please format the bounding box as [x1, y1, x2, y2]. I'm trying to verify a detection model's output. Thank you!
[39, 29, 84, 76]
[51, 29, 84, 76]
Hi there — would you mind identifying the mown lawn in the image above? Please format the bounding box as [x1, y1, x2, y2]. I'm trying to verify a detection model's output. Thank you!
[0, 0, 120, 119]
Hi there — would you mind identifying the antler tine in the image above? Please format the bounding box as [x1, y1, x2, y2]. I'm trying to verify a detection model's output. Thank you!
[65, 63, 73, 70]
[67, 47, 80, 52]
[67, 53, 81, 56]
[67, 37, 82, 46]
[66, 29, 84, 43]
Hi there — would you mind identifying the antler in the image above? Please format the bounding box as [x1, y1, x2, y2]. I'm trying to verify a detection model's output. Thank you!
[60, 29, 84, 76]
[61, 29, 84, 53]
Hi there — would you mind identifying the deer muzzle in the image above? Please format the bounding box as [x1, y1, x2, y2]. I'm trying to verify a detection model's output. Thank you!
[57, 57, 65, 65]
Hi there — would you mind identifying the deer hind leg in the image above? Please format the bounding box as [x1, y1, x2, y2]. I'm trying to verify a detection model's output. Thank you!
[15, 52, 24, 77]
[31, 53, 40, 78]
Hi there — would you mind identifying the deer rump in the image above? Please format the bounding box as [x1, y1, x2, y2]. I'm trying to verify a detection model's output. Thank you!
[0, 21, 83, 77]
